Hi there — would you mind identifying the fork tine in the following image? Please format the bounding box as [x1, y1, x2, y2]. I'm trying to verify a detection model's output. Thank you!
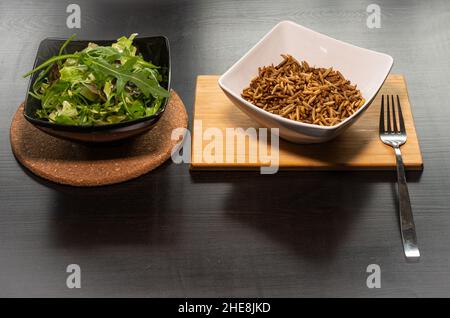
[386, 94, 391, 132]
[397, 95, 406, 134]
[391, 95, 398, 133]
[379, 95, 385, 134]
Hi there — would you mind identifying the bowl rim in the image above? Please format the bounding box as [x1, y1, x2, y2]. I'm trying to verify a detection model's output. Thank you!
[23, 35, 171, 132]
[218, 20, 394, 131]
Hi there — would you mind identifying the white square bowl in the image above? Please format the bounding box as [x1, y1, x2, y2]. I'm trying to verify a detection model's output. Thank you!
[218, 20, 393, 143]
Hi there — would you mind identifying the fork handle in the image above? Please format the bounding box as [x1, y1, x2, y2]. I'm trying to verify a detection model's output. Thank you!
[394, 146, 420, 260]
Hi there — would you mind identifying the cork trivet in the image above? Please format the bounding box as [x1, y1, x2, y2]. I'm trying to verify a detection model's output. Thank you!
[10, 91, 188, 186]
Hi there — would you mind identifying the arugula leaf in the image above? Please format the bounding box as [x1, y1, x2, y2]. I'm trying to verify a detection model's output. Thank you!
[85, 57, 169, 98]
[23, 53, 79, 78]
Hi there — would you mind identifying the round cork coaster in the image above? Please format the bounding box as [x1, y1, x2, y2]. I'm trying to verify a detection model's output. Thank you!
[10, 91, 188, 187]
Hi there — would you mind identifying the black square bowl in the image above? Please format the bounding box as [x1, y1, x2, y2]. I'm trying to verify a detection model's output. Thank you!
[23, 36, 171, 142]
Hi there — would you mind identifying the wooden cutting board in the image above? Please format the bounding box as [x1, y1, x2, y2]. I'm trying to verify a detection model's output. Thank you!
[190, 75, 423, 171]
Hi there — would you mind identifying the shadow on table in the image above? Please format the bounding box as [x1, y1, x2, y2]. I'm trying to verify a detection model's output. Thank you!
[18, 160, 183, 248]
[191, 170, 422, 262]
[17, 156, 422, 257]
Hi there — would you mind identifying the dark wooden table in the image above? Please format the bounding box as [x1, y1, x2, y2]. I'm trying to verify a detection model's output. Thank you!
[1, 0, 449, 297]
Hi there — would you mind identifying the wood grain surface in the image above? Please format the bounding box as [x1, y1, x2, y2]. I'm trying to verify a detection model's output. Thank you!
[191, 75, 423, 170]
[1, 0, 450, 297]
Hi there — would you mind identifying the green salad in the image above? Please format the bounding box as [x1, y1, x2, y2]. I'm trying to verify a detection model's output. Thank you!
[23, 34, 169, 125]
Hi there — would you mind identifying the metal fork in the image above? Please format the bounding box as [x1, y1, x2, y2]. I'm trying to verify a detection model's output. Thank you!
[379, 95, 420, 260]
